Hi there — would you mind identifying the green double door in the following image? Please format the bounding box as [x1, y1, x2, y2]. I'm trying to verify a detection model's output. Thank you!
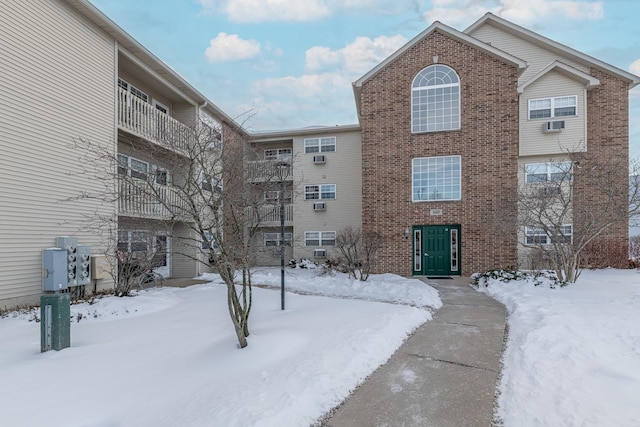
[412, 225, 461, 276]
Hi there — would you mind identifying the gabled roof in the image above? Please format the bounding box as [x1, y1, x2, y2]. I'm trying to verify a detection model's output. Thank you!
[352, 20, 527, 117]
[518, 60, 601, 93]
[466, 13, 640, 89]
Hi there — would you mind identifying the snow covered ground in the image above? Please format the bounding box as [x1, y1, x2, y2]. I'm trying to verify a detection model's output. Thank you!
[2, 267, 639, 427]
[0, 268, 439, 427]
[477, 269, 640, 427]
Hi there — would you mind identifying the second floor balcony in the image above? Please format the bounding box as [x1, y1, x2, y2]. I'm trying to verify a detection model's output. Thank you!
[246, 160, 293, 182]
[118, 87, 195, 152]
[118, 179, 189, 220]
[248, 204, 293, 227]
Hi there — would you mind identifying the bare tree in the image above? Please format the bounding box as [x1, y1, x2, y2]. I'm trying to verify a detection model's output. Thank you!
[518, 153, 640, 282]
[73, 116, 286, 348]
[335, 226, 383, 281]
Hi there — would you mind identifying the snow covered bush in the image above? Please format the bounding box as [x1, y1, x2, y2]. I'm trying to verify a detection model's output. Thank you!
[471, 268, 567, 289]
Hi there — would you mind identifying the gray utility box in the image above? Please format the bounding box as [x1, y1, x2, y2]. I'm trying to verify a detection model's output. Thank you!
[40, 293, 71, 352]
[42, 248, 68, 292]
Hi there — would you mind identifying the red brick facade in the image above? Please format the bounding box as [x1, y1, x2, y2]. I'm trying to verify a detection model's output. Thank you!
[359, 29, 521, 276]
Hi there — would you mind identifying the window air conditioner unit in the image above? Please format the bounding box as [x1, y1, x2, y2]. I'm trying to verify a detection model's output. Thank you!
[539, 186, 561, 196]
[313, 249, 327, 258]
[542, 120, 565, 133]
[313, 202, 326, 211]
[313, 155, 326, 164]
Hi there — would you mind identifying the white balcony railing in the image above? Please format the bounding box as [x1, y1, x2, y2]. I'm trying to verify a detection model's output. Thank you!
[246, 160, 293, 182]
[118, 87, 194, 152]
[249, 204, 293, 226]
[118, 179, 188, 220]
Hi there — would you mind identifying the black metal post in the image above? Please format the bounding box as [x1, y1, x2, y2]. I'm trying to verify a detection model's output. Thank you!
[279, 177, 285, 310]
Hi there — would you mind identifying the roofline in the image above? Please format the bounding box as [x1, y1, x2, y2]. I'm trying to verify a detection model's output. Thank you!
[466, 12, 640, 89]
[518, 60, 600, 94]
[250, 124, 361, 141]
[64, 0, 248, 136]
[352, 20, 527, 118]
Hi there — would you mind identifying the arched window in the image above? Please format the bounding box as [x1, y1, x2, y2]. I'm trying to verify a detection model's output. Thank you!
[411, 65, 460, 133]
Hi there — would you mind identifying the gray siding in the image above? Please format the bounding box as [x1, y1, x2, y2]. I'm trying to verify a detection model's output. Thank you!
[0, 0, 116, 307]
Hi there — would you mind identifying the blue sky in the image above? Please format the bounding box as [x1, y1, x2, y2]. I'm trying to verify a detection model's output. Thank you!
[90, 0, 640, 156]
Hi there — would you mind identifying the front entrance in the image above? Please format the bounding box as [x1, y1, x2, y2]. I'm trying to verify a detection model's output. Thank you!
[412, 225, 461, 276]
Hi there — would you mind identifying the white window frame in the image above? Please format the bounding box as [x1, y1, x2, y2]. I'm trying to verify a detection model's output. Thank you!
[264, 148, 292, 161]
[117, 154, 149, 181]
[411, 65, 461, 133]
[304, 137, 337, 154]
[525, 162, 572, 183]
[304, 231, 336, 247]
[118, 230, 149, 253]
[525, 225, 573, 245]
[118, 78, 148, 103]
[264, 232, 293, 247]
[528, 96, 577, 120]
[412, 155, 461, 202]
[305, 184, 336, 200]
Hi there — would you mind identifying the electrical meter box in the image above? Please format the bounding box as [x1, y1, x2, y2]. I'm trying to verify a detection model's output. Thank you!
[56, 236, 78, 287]
[76, 245, 92, 285]
[42, 248, 68, 291]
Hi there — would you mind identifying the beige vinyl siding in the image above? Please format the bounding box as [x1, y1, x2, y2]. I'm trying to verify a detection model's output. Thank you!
[469, 24, 589, 84]
[0, 0, 116, 306]
[171, 223, 199, 278]
[173, 103, 197, 129]
[519, 73, 586, 156]
[292, 130, 362, 260]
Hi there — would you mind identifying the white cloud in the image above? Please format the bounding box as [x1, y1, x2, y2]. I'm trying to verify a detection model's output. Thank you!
[204, 33, 261, 63]
[305, 35, 408, 76]
[424, 0, 604, 28]
[630, 59, 640, 77]
[199, 0, 330, 23]
[247, 73, 356, 129]
[198, 0, 415, 23]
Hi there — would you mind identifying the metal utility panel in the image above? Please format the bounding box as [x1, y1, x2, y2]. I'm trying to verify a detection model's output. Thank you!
[56, 236, 78, 287]
[90, 255, 109, 280]
[76, 246, 91, 285]
[42, 249, 68, 292]
[40, 294, 71, 352]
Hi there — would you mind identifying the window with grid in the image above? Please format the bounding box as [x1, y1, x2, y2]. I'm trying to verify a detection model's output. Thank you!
[412, 156, 461, 201]
[117, 154, 148, 180]
[411, 65, 460, 133]
[528, 96, 576, 119]
[264, 232, 292, 246]
[304, 231, 336, 246]
[525, 162, 572, 183]
[305, 184, 336, 200]
[264, 148, 292, 160]
[304, 137, 336, 153]
[525, 225, 572, 245]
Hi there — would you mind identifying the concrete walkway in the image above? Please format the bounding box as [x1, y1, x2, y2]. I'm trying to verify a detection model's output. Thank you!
[320, 277, 507, 427]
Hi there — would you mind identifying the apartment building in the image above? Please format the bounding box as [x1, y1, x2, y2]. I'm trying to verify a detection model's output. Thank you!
[0, 0, 244, 308]
[355, 14, 639, 276]
[249, 125, 362, 265]
[1, 2, 638, 310]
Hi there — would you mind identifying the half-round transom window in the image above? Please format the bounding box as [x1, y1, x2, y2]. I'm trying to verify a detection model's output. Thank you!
[411, 65, 460, 133]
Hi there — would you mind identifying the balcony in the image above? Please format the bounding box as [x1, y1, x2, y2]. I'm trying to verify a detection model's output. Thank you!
[249, 204, 293, 227]
[118, 179, 188, 220]
[246, 160, 293, 182]
[118, 87, 195, 152]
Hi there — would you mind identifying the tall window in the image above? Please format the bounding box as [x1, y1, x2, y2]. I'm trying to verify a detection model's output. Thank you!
[528, 96, 577, 119]
[411, 65, 460, 133]
[412, 156, 461, 202]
